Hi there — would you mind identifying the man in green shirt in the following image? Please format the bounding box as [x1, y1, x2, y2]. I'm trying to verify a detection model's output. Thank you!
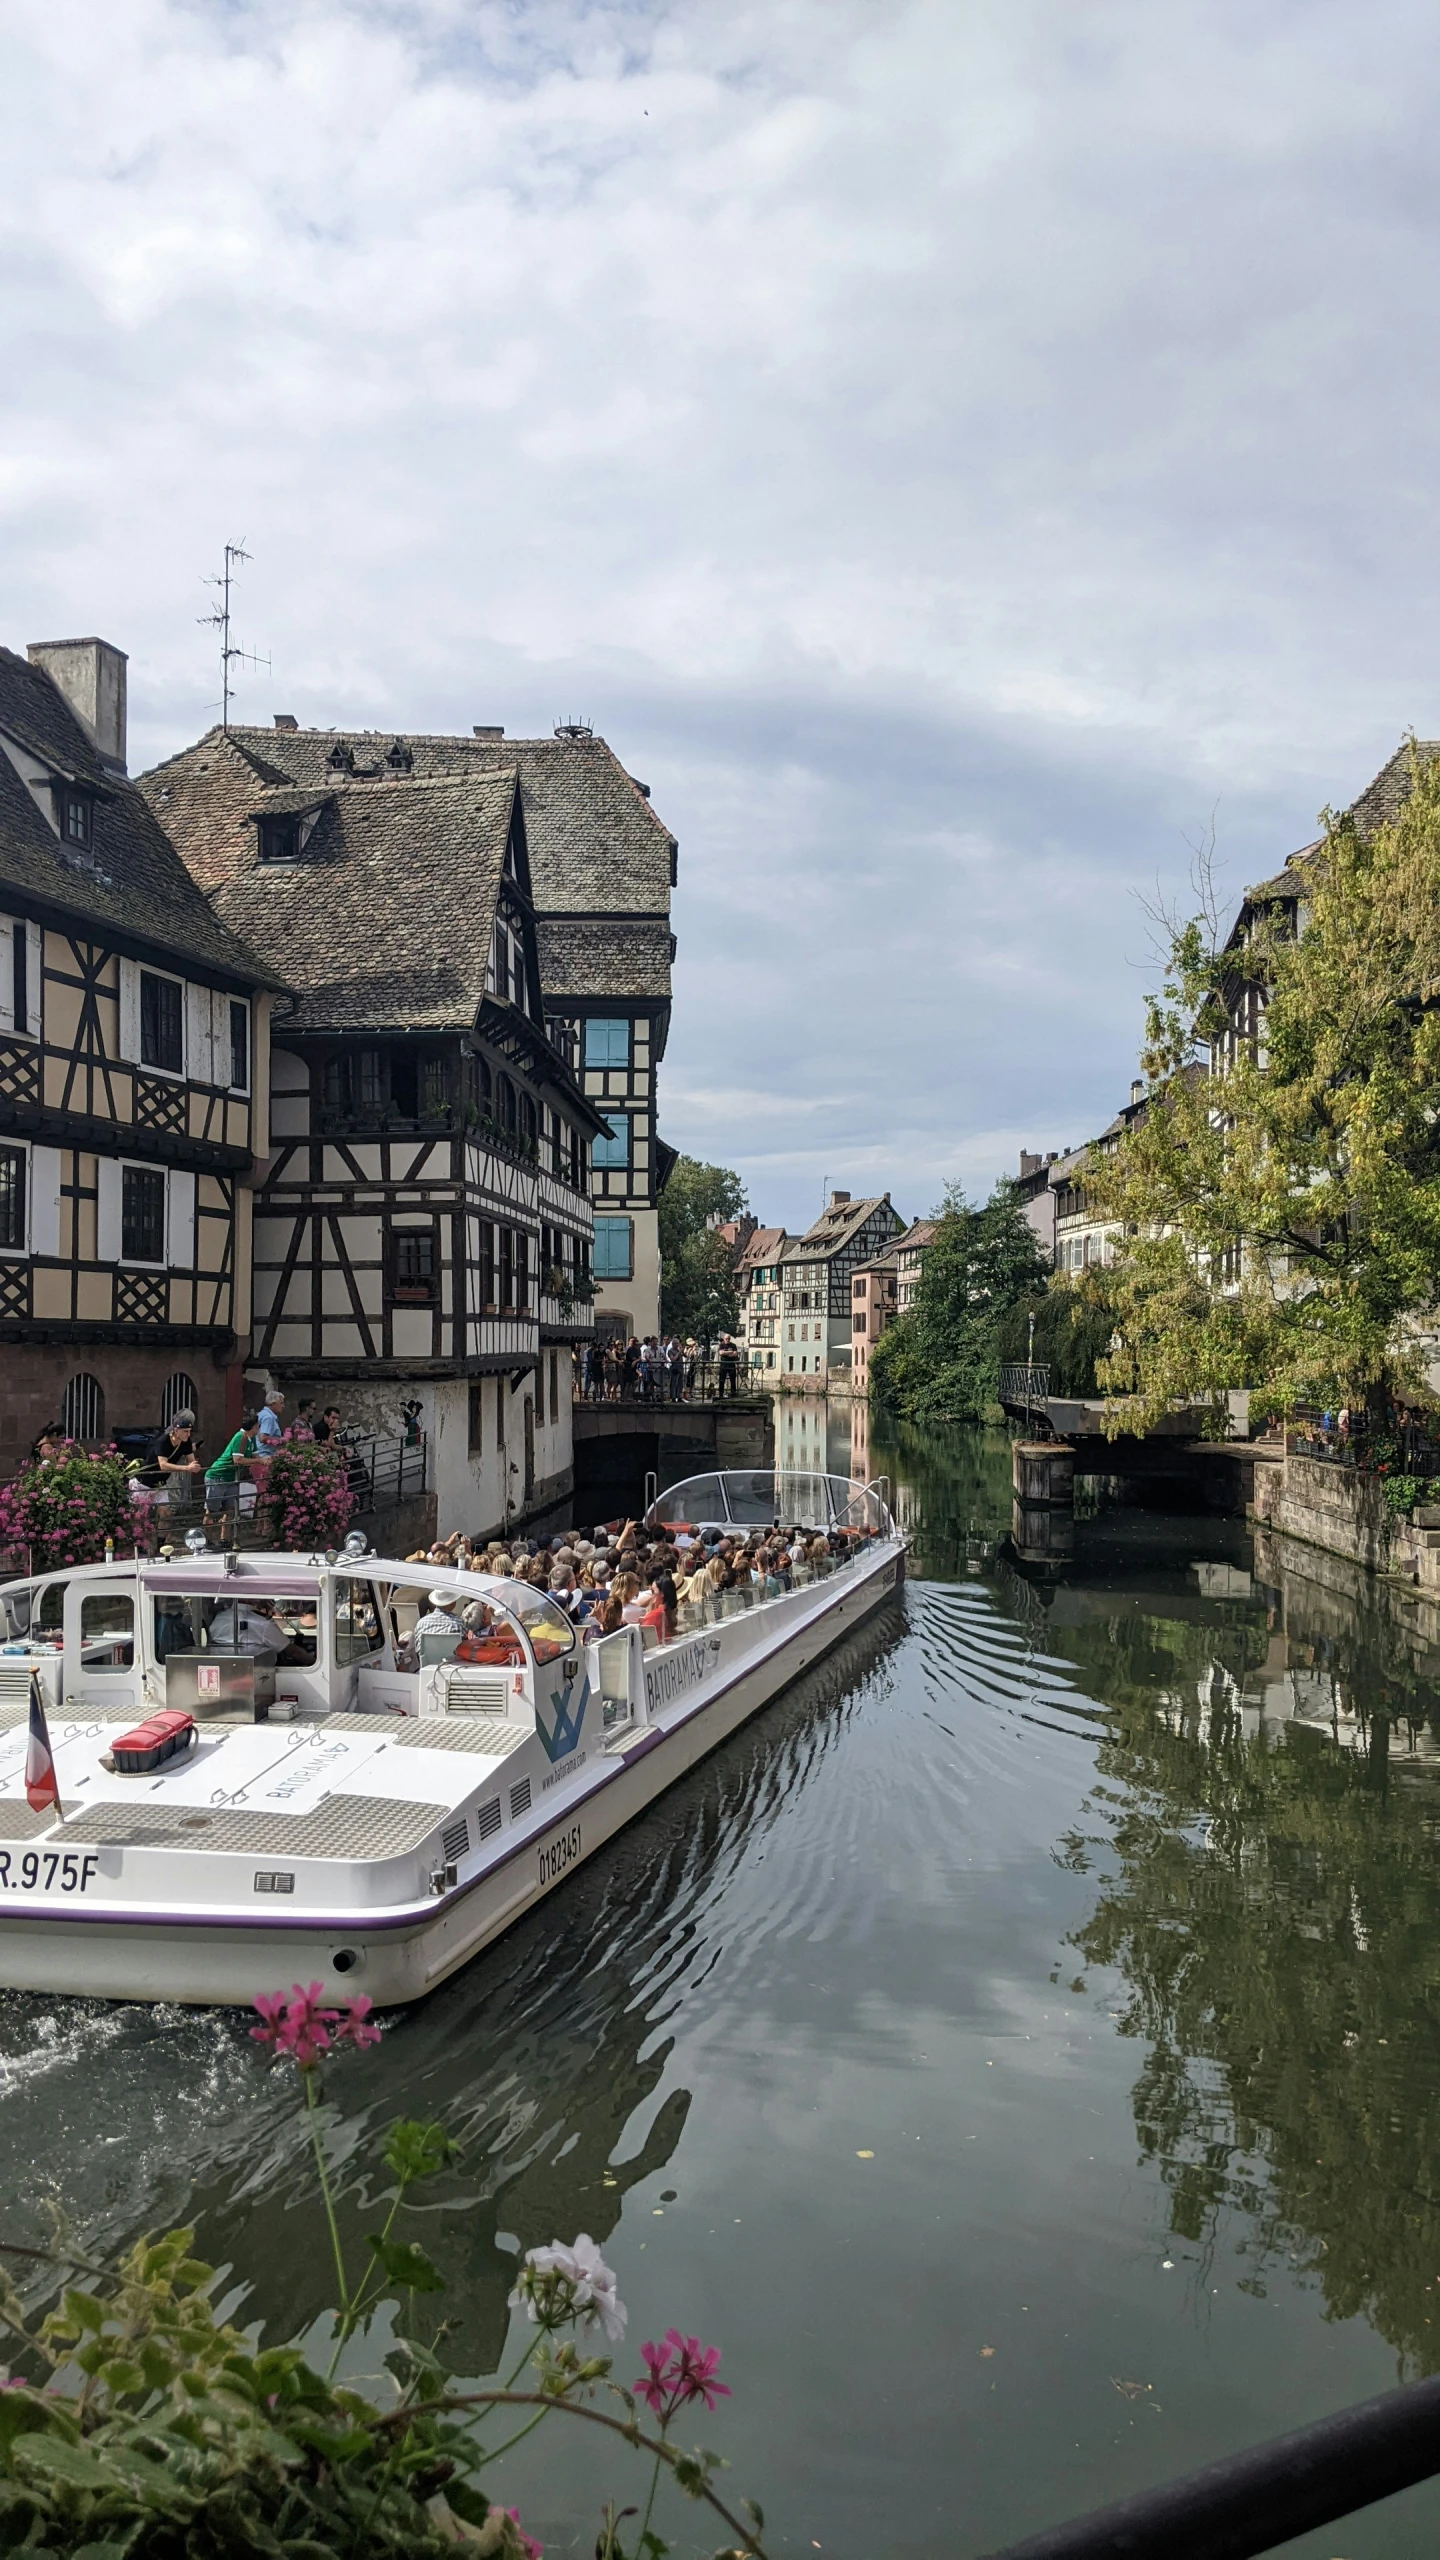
[204, 1411, 260, 1543]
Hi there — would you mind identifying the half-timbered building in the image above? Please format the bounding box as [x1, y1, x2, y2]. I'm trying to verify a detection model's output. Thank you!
[778, 1192, 906, 1385]
[150, 718, 679, 1340]
[140, 735, 606, 1532]
[0, 638, 275, 1469]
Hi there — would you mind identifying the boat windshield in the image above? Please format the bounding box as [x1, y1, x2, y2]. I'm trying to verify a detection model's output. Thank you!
[487, 1580, 576, 1665]
[647, 1469, 893, 1538]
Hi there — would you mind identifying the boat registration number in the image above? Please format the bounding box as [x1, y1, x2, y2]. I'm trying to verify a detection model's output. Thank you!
[0, 1849, 101, 1896]
[538, 1824, 582, 1889]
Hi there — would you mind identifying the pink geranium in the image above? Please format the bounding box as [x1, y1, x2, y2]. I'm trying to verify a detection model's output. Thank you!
[250, 1982, 378, 2067]
[506, 2507, 543, 2559]
[635, 2329, 731, 2423]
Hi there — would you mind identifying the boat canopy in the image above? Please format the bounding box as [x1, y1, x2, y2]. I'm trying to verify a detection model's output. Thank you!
[645, 1469, 892, 1538]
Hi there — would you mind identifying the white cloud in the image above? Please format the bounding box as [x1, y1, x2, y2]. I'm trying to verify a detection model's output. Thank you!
[3, 0, 1438, 1224]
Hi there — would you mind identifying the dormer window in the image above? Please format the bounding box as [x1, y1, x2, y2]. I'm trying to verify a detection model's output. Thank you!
[258, 817, 301, 864]
[63, 792, 93, 848]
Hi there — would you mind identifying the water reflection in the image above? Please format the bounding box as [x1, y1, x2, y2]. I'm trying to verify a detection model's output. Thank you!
[871, 1416, 1440, 2385]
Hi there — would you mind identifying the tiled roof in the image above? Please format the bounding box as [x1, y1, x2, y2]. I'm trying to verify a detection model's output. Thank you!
[149, 722, 673, 907]
[190, 770, 519, 1033]
[537, 916, 673, 1000]
[142, 721, 675, 1012]
[1241, 739, 1440, 911]
[785, 1194, 903, 1260]
[0, 649, 273, 985]
[737, 1225, 786, 1273]
[894, 1218, 937, 1254]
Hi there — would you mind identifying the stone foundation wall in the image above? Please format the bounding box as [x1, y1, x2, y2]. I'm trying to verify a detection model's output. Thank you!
[1253, 1452, 1418, 1579]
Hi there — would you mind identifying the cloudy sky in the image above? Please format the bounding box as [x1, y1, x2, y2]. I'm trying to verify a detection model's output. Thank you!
[6, 0, 1440, 1231]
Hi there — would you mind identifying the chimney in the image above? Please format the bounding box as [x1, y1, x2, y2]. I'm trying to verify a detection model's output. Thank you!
[472, 724, 504, 739]
[27, 637, 127, 773]
[1019, 1151, 1040, 1177]
[1130, 1079, 1143, 1105]
[273, 712, 299, 732]
[828, 1189, 851, 1209]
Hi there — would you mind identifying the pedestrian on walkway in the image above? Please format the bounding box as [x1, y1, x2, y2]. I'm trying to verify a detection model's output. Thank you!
[717, 1333, 739, 1399]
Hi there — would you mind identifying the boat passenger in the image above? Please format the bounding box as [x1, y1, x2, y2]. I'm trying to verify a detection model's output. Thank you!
[454, 1604, 525, 1666]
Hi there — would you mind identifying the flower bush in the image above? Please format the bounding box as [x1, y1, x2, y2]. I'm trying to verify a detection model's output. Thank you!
[258, 1440, 355, 1550]
[0, 1445, 137, 1570]
[0, 1986, 759, 2560]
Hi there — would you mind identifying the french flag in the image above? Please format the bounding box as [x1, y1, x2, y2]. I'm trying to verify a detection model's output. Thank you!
[25, 1675, 61, 1818]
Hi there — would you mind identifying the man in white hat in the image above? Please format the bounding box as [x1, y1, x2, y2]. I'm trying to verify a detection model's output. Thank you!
[415, 1589, 461, 1639]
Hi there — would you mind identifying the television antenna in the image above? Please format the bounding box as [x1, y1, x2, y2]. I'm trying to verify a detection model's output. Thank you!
[199, 541, 270, 730]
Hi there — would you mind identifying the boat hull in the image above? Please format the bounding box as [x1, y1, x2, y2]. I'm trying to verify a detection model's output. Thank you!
[0, 1541, 903, 2008]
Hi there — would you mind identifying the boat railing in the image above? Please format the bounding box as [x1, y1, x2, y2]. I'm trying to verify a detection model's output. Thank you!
[645, 1468, 895, 1539]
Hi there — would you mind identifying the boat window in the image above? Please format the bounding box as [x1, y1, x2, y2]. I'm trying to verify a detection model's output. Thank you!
[33, 1585, 66, 1646]
[80, 1590, 134, 1669]
[652, 1474, 724, 1528]
[724, 1472, 786, 1526]
[203, 1594, 318, 1667]
[335, 1578, 384, 1664]
[2, 1586, 31, 1638]
[490, 1580, 575, 1666]
[154, 1596, 199, 1661]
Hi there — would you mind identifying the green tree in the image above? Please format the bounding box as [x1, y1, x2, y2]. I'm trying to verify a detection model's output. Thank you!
[869, 1182, 1046, 1422]
[658, 1155, 748, 1340]
[995, 1281, 1115, 1396]
[1081, 746, 1440, 1427]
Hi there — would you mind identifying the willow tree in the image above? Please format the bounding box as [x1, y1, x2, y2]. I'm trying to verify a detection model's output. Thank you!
[1079, 745, 1440, 1427]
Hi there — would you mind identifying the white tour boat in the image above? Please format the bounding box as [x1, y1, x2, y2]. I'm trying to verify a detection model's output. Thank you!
[0, 1470, 902, 2008]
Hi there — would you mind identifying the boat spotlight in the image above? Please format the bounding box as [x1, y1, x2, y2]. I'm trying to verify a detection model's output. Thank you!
[342, 1530, 368, 1560]
[184, 1529, 207, 1557]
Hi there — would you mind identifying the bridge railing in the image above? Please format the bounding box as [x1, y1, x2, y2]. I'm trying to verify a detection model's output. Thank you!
[998, 1364, 1051, 1408]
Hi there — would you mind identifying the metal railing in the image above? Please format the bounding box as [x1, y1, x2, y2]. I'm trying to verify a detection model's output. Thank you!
[983, 2368, 1440, 2558]
[998, 1364, 1051, 1408]
[133, 1431, 428, 1552]
[575, 1354, 756, 1404]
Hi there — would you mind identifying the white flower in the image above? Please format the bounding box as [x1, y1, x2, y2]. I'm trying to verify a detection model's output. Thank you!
[508, 2233, 627, 2342]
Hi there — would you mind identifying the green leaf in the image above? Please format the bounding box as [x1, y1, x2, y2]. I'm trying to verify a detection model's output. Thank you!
[13, 2428, 124, 2489]
[381, 2118, 458, 2183]
[61, 2288, 109, 2336]
[363, 2234, 444, 2295]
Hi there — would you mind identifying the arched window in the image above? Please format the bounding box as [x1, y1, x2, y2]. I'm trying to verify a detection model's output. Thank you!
[162, 1371, 199, 1425]
[61, 1373, 104, 1443]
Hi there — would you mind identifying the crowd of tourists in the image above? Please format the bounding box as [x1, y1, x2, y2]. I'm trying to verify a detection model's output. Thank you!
[406, 1511, 860, 1646]
[576, 1334, 743, 1402]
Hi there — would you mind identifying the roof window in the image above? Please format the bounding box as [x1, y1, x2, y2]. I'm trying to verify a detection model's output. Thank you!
[259, 816, 302, 864]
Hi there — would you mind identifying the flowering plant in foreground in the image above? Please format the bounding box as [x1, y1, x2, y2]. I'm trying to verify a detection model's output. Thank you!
[0, 1989, 760, 2560]
[0, 1445, 137, 1569]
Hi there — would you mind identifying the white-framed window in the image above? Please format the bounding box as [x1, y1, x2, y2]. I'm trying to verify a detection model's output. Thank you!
[96, 1160, 195, 1270]
[0, 1140, 59, 1259]
[0, 915, 42, 1040]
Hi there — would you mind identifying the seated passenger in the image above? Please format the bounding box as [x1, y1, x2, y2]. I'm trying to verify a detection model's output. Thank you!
[454, 1602, 524, 1666]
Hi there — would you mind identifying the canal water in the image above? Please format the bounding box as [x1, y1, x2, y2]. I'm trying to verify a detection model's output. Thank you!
[4, 1412, 1440, 2555]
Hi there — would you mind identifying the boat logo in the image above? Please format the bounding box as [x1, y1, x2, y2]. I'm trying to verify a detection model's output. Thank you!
[535, 1671, 588, 1764]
